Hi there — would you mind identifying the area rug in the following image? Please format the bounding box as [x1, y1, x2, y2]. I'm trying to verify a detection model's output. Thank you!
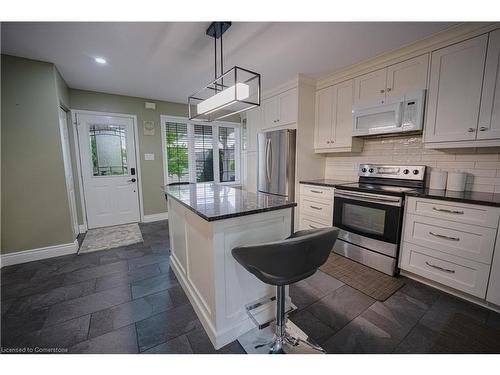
[319, 253, 405, 301]
[78, 223, 143, 254]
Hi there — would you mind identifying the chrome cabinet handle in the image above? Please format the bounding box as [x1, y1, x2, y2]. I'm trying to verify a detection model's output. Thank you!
[432, 207, 464, 215]
[310, 190, 323, 194]
[468, 127, 476, 132]
[326, 140, 330, 144]
[479, 126, 489, 131]
[310, 205, 323, 210]
[386, 88, 392, 92]
[380, 89, 385, 93]
[429, 231, 460, 241]
[425, 261, 456, 274]
[331, 139, 335, 143]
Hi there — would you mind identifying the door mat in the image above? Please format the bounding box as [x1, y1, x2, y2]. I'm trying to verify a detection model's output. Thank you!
[431, 313, 500, 353]
[319, 253, 405, 301]
[78, 223, 143, 254]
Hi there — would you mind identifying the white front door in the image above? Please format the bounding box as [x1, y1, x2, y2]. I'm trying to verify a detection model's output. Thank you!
[59, 108, 79, 237]
[77, 113, 141, 229]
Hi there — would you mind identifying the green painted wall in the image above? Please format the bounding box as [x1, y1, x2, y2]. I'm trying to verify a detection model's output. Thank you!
[1, 55, 74, 254]
[69, 89, 189, 217]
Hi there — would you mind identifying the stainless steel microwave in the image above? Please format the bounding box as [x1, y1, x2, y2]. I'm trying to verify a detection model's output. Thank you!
[352, 89, 425, 137]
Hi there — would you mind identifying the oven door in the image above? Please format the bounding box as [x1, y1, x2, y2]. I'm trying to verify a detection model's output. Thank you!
[333, 190, 403, 246]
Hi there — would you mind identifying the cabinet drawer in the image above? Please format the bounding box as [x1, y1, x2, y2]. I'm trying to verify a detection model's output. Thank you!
[300, 197, 333, 222]
[406, 197, 500, 228]
[403, 214, 496, 264]
[400, 242, 490, 298]
[300, 184, 334, 200]
[299, 215, 332, 230]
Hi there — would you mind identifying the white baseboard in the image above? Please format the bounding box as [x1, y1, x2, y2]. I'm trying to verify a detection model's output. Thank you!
[79, 224, 87, 234]
[142, 212, 169, 223]
[1, 240, 79, 268]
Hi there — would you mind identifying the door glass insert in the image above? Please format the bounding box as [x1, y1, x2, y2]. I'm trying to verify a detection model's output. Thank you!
[89, 124, 128, 176]
[342, 203, 386, 235]
[165, 122, 190, 183]
[218, 126, 236, 182]
[194, 124, 214, 183]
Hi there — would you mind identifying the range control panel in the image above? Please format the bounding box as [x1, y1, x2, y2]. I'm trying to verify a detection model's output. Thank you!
[358, 164, 426, 181]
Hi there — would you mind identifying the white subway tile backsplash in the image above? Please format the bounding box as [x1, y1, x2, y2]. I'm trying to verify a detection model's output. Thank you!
[324, 135, 500, 192]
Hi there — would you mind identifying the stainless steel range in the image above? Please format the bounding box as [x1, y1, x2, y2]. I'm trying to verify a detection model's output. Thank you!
[333, 164, 426, 276]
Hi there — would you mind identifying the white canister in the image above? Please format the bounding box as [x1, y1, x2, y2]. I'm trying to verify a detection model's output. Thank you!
[446, 172, 467, 192]
[429, 170, 448, 190]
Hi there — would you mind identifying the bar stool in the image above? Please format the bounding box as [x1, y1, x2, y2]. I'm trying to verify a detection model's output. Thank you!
[232, 227, 339, 354]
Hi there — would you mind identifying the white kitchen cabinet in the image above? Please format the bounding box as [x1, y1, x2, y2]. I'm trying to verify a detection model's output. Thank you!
[298, 184, 334, 230]
[353, 54, 429, 105]
[354, 68, 387, 104]
[262, 87, 298, 129]
[245, 107, 261, 153]
[314, 80, 363, 152]
[478, 28, 500, 141]
[386, 54, 429, 98]
[424, 34, 488, 144]
[486, 234, 500, 305]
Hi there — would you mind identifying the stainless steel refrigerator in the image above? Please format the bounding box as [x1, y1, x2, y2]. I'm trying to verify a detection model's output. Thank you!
[257, 129, 296, 199]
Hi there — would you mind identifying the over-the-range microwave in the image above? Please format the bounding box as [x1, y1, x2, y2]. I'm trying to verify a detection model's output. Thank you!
[352, 89, 425, 137]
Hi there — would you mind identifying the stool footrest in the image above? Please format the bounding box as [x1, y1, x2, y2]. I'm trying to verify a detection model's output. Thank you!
[245, 295, 296, 330]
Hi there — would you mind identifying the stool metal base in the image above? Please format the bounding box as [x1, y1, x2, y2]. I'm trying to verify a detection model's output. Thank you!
[238, 320, 326, 354]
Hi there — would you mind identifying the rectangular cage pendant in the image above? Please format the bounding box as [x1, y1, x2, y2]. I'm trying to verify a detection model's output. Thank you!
[189, 66, 261, 121]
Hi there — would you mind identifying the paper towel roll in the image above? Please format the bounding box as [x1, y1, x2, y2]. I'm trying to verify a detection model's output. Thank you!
[446, 172, 467, 192]
[429, 170, 447, 190]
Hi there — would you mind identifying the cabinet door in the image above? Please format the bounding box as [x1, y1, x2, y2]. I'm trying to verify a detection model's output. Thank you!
[486, 234, 500, 305]
[278, 87, 298, 126]
[245, 107, 261, 152]
[262, 96, 279, 129]
[424, 34, 488, 143]
[386, 54, 429, 98]
[314, 86, 333, 149]
[478, 29, 500, 140]
[332, 80, 355, 147]
[354, 68, 387, 104]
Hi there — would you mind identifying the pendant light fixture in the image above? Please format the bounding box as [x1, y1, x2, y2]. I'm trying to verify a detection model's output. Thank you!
[188, 22, 261, 121]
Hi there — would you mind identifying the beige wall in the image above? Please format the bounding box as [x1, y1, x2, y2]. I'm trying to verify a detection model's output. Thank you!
[325, 135, 500, 193]
[69, 89, 189, 218]
[1, 55, 74, 253]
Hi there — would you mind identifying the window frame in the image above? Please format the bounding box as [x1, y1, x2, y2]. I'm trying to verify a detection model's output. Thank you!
[160, 115, 241, 186]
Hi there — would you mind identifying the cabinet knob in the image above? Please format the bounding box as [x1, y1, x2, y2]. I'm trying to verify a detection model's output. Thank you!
[380, 89, 385, 93]
[479, 126, 489, 131]
[326, 140, 330, 144]
[387, 88, 392, 92]
[331, 139, 335, 143]
[467, 127, 476, 132]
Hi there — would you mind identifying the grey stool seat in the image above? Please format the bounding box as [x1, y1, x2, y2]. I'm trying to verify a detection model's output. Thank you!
[232, 227, 339, 354]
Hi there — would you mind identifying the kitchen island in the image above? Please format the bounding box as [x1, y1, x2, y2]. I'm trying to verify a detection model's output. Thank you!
[163, 183, 296, 349]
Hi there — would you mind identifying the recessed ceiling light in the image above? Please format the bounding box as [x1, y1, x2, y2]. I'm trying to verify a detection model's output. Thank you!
[94, 57, 107, 64]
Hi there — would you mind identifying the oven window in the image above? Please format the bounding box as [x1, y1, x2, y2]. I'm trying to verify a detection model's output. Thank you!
[342, 203, 386, 235]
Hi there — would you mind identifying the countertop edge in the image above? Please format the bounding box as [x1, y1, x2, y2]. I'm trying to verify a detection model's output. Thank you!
[164, 192, 297, 222]
[299, 180, 354, 188]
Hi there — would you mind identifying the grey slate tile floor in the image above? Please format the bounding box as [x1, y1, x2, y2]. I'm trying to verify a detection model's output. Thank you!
[2, 220, 500, 354]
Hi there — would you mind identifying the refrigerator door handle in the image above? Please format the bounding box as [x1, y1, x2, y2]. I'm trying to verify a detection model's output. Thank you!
[266, 138, 272, 182]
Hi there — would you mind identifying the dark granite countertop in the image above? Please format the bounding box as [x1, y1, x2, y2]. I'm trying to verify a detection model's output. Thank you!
[405, 189, 500, 207]
[162, 183, 296, 221]
[299, 179, 356, 188]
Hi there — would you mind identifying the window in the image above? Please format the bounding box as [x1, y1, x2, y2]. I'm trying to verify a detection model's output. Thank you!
[164, 122, 189, 183]
[162, 117, 240, 185]
[89, 124, 128, 176]
[218, 126, 236, 182]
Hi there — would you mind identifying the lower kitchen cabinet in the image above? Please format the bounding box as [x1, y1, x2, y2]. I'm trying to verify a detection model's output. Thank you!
[400, 197, 500, 307]
[298, 184, 334, 230]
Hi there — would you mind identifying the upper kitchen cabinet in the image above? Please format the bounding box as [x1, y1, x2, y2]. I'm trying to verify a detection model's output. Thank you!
[478, 29, 500, 141]
[386, 54, 429, 98]
[353, 54, 429, 105]
[424, 34, 488, 145]
[262, 87, 298, 129]
[354, 68, 387, 104]
[314, 79, 363, 152]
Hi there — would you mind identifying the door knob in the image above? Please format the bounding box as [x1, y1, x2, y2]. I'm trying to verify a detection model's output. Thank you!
[129, 178, 136, 182]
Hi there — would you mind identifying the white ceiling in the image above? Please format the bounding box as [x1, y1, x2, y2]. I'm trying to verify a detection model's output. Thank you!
[1, 22, 456, 104]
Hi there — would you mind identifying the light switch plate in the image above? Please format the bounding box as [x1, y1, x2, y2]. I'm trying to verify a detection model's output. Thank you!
[144, 153, 155, 161]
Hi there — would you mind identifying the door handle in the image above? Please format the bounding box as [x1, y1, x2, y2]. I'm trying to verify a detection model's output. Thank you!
[128, 178, 136, 183]
[266, 139, 272, 182]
